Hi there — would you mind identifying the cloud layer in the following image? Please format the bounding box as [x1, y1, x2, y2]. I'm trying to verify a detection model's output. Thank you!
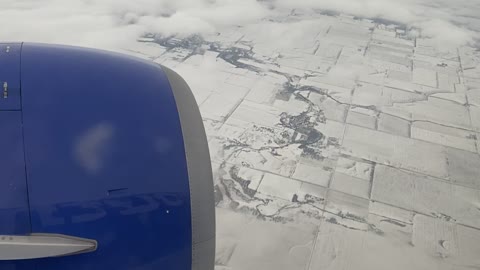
[1, 0, 479, 50]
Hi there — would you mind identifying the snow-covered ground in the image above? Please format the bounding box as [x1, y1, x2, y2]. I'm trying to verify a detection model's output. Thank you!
[118, 9, 480, 269]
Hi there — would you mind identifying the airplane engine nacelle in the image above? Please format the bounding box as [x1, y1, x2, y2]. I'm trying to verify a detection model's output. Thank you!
[0, 43, 215, 270]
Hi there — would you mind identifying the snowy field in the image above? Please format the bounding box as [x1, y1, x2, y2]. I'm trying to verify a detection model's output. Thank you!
[135, 12, 480, 269]
[3, 1, 480, 269]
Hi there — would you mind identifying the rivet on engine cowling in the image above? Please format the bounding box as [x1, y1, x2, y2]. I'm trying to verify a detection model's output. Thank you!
[2, 82, 8, 99]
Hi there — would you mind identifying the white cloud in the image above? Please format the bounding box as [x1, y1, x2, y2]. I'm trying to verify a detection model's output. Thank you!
[0, 0, 270, 49]
[274, 0, 480, 48]
[417, 19, 477, 49]
[0, 0, 478, 50]
[274, 0, 419, 23]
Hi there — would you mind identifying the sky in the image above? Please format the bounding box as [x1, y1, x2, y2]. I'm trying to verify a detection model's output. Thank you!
[1, 0, 479, 50]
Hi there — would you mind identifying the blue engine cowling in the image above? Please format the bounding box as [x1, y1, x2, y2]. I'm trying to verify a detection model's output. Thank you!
[0, 43, 215, 270]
